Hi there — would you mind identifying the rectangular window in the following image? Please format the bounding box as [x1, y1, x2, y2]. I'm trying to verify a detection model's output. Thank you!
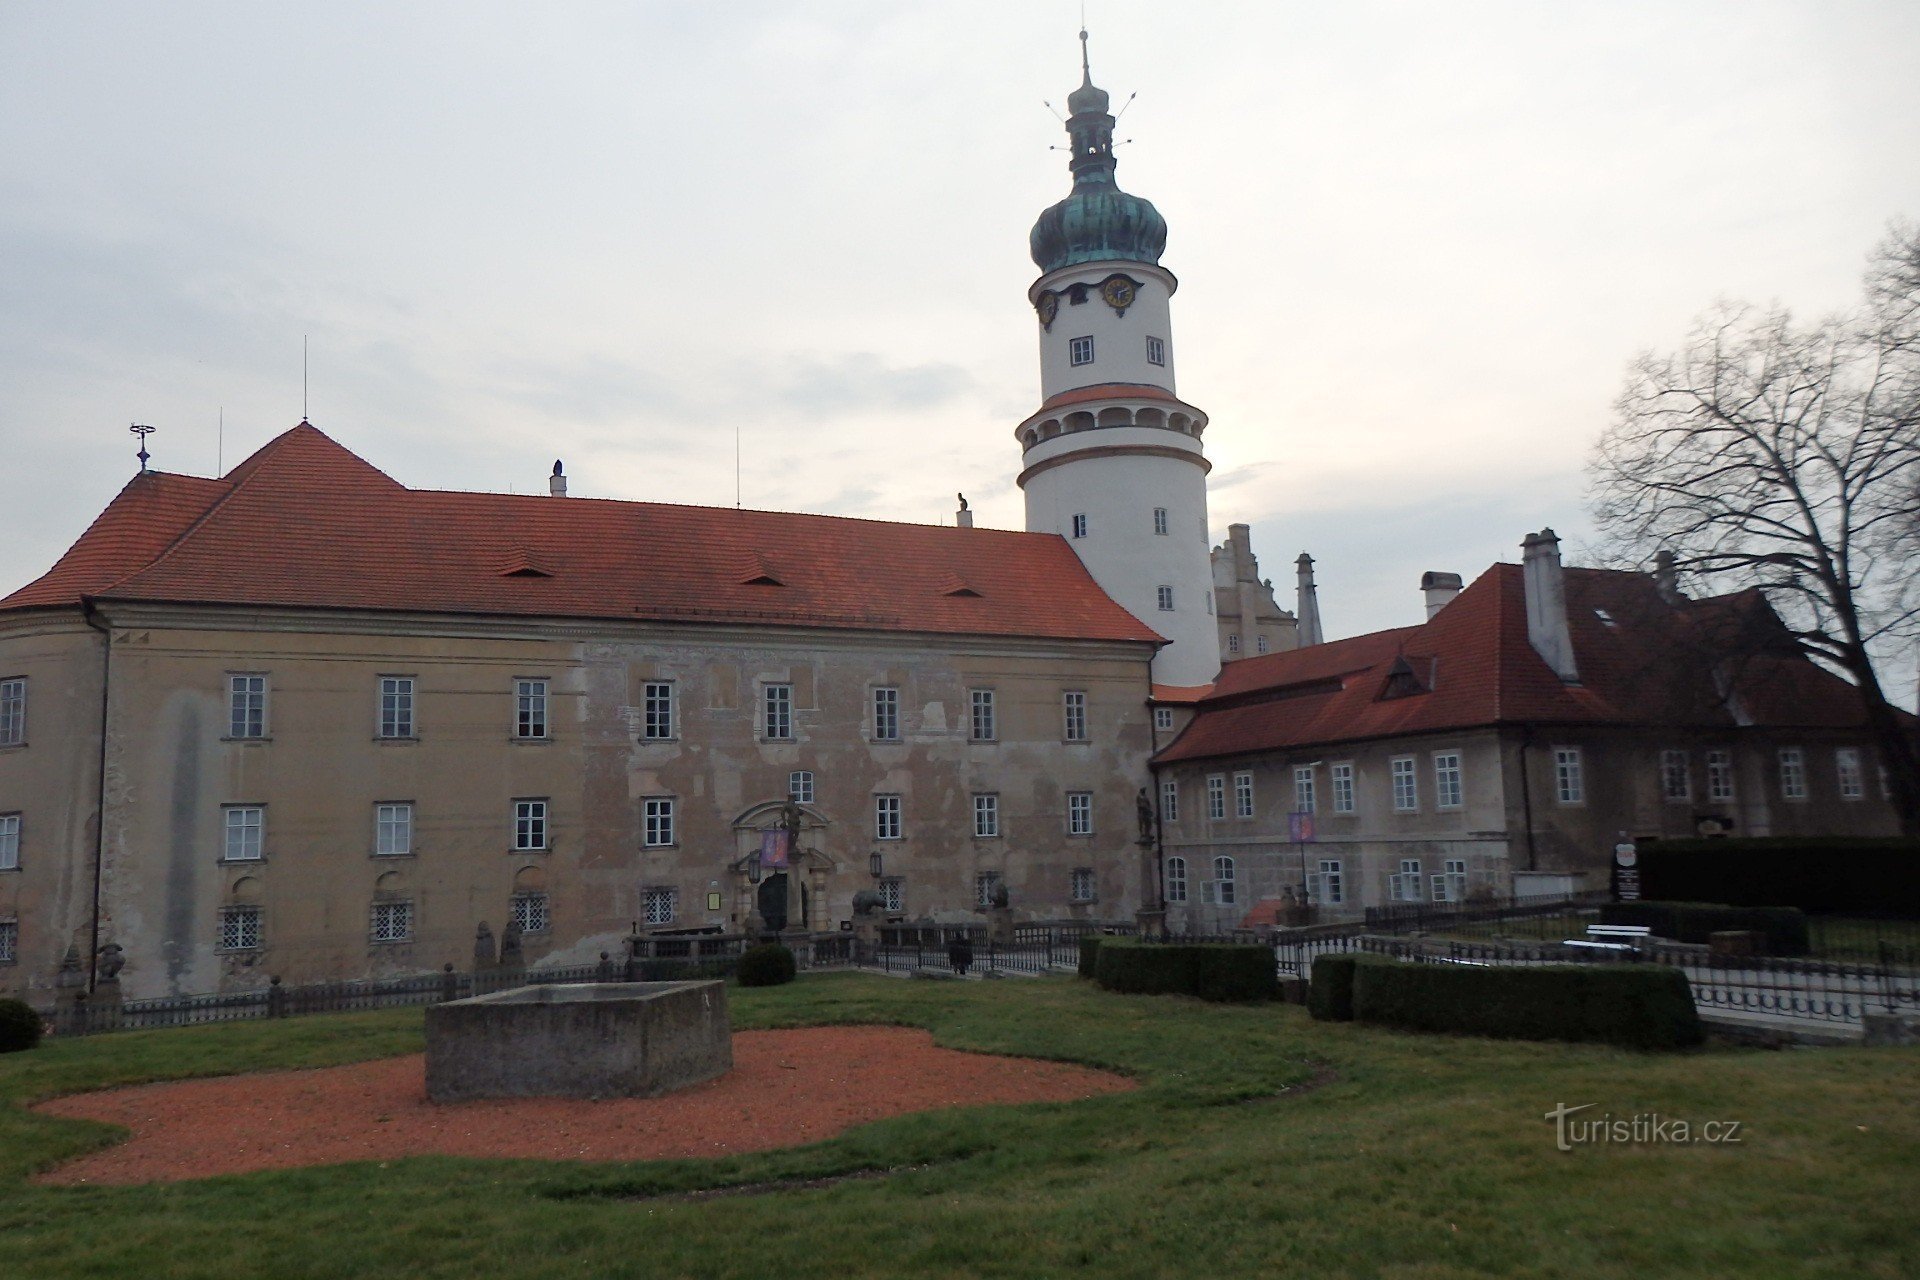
[378, 676, 415, 739]
[514, 799, 548, 851]
[0, 920, 14, 964]
[0, 678, 24, 746]
[1391, 757, 1418, 812]
[1432, 859, 1468, 903]
[1433, 752, 1463, 809]
[1660, 749, 1690, 802]
[515, 679, 549, 739]
[1156, 585, 1174, 611]
[972, 793, 999, 838]
[789, 770, 815, 804]
[1069, 335, 1094, 365]
[0, 814, 18, 871]
[879, 877, 904, 913]
[223, 806, 264, 861]
[643, 797, 676, 847]
[218, 905, 262, 951]
[969, 688, 996, 741]
[642, 681, 675, 740]
[1706, 749, 1735, 802]
[1331, 762, 1355, 813]
[875, 794, 903, 840]
[1145, 335, 1165, 365]
[1062, 691, 1088, 741]
[1390, 858, 1423, 902]
[1152, 507, 1169, 535]
[872, 687, 900, 741]
[1256, 636, 1268, 654]
[1206, 774, 1226, 820]
[643, 887, 677, 926]
[1836, 747, 1864, 800]
[1070, 867, 1096, 902]
[1778, 747, 1806, 800]
[763, 683, 793, 740]
[1234, 772, 1255, 819]
[228, 674, 267, 739]
[1071, 513, 1088, 538]
[1226, 634, 1240, 654]
[1160, 778, 1179, 822]
[1553, 747, 1584, 805]
[374, 803, 412, 857]
[1211, 856, 1236, 905]
[1293, 765, 1315, 815]
[511, 892, 550, 934]
[1315, 859, 1345, 905]
[1154, 707, 1174, 731]
[1067, 791, 1093, 835]
[370, 900, 413, 944]
[1164, 856, 1188, 903]
[975, 872, 1002, 909]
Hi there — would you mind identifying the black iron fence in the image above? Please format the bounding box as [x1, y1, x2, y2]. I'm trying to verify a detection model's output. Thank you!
[1363, 892, 1611, 939]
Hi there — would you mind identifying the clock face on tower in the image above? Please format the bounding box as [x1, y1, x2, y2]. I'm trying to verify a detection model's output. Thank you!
[1036, 291, 1059, 330]
[1099, 275, 1137, 313]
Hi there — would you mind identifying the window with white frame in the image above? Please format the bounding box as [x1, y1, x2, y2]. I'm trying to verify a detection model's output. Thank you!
[1706, 749, 1735, 802]
[218, 904, 262, 951]
[1155, 707, 1174, 732]
[378, 676, 415, 739]
[1164, 856, 1188, 903]
[969, 689, 996, 741]
[0, 920, 14, 964]
[1836, 747, 1864, 800]
[370, 900, 413, 944]
[1069, 335, 1094, 365]
[1432, 858, 1468, 903]
[762, 683, 792, 740]
[1308, 858, 1344, 905]
[1226, 635, 1240, 654]
[514, 799, 548, 851]
[879, 877, 904, 913]
[374, 803, 412, 857]
[1256, 636, 1268, 654]
[1071, 513, 1088, 538]
[642, 886, 677, 926]
[1206, 774, 1226, 820]
[515, 679, 549, 739]
[1331, 762, 1355, 813]
[1391, 756, 1418, 812]
[1660, 749, 1690, 802]
[1211, 855, 1236, 905]
[1234, 772, 1254, 819]
[0, 678, 24, 746]
[1778, 747, 1807, 800]
[1152, 506, 1169, 535]
[1146, 335, 1165, 365]
[1156, 585, 1175, 611]
[972, 792, 999, 838]
[1433, 752, 1463, 809]
[1293, 765, 1315, 814]
[1389, 858, 1423, 902]
[1160, 778, 1179, 822]
[1553, 747, 1584, 805]
[1070, 867, 1096, 901]
[642, 681, 675, 740]
[872, 687, 901, 741]
[643, 797, 675, 847]
[223, 806, 264, 861]
[1062, 690, 1088, 742]
[0, 814, 18, 871]
[228, 674, 267, 739]
[511, 891, 550, 934]
[789, 770, 815, 804]
[875, 793, 903, 840]
[1067, 791, 1093, 835]
[975, 872, 1002, 908]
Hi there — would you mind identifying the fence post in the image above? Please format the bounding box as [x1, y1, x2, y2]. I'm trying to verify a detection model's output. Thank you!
[267, 975, 287, 1019]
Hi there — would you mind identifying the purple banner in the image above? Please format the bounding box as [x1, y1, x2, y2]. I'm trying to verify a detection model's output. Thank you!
[760, 829, 790, 868]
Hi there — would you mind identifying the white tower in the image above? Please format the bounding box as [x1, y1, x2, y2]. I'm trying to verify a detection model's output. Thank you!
[1016, 33, 1220, 689]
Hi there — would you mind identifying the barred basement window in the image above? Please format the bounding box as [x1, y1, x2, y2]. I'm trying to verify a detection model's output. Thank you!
[0, 813, 17, 871]
[1062, 690, 1088, 742]
[1160, 778, 1179, 822]
[643, 797, 676, 847]
[228, 674, 267, 739]
[1070, 868, 1096, 902]
[969, 689, 996, 741]
[643, 887, 677, 926]
[872, 687, 900, 741]
[0, 919, 15, 963]
[875, 793, 903, 840]
[370, 900, 413, 944]
[1391, 757, 1418, 812]
[515, 679, 549, 739]
[789, 770, 815, 804]
[763, 684, 793, 740]
[511, 891, 550, 934]
[218, 905, 262, 951]
[1434, 752, 1463, 809]
[1067, 791, 1093, 835]
[643, 682, 675, 740]
[514, 799, 548, 851]
[374, 803, 413, 856]
[1164, 856, 1187, 903]
[972, 793, 999, 838]
[0, 677, 24, 746]
[1331, 762, 1355, 813]
[879, 877, 904, 913]
[975, 872, 1003, 908]
[378, 677, 415, 739]
[223, 806, 264, 861]
[1660, 749, 1690, 802]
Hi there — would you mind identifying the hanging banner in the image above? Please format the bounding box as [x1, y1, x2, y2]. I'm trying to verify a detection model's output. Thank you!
[760, 828, 791, 869]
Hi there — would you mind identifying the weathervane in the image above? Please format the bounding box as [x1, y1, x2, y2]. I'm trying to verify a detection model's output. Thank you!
[129, 423, 156, 473]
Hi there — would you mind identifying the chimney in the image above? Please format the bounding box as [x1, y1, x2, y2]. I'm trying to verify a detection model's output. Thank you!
[955, 492, 973, 529]
[1295, 552, 1324, 646]
[1420, 571, 1463, 620]
[549, 460, 568, 497]
[1521, 528, 1579, 683]
[1228, 524, 1255, 578]
[1652, 549, 1681, 603]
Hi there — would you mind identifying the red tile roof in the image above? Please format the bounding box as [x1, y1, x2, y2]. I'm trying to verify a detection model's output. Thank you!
[1038, 383, 1184, 410]
[1155, 563, 1891, 764]
[3, 424, 1166, 646]
[1150, 683, 1213, 704]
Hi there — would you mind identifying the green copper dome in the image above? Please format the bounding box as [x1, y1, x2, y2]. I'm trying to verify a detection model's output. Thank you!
[1030, 32, 1166, 274]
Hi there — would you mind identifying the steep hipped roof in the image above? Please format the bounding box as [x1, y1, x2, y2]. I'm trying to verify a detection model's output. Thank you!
[2, 424, 1165, 646]
[1155, 562, 1887, 764]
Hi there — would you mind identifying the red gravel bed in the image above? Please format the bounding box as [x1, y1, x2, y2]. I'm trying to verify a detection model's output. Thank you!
[33, 1026, 1132, 1186]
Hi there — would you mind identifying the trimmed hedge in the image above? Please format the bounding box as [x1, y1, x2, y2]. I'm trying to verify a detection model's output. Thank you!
[1639, 837, 1920, 916]
[1078, 936, 1103, 979]
[1350, 959, 1703, 1050]
[0, 998, 41, 1053]
[736, 943, 797, 987]
[1601, 901, 1809, 956]
[1307, 952, 1394, 1022]
[1093, 940, 1277, 1003]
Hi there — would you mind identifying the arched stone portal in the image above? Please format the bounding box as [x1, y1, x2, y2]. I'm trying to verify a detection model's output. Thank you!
[728, 801, 837, 938]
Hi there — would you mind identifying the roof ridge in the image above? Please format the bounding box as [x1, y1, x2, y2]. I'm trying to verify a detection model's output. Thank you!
[78, 471, 236, 601]
[404, 487, 1069, 538]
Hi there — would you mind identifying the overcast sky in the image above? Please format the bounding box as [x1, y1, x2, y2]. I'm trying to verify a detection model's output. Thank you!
[4, 1, 1917, 690]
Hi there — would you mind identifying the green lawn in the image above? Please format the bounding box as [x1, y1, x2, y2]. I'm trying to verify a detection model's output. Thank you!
[1, 975, 1915, 1279]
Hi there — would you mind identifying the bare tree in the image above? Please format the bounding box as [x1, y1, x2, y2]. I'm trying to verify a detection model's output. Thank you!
[1589, 221, 1920, 834]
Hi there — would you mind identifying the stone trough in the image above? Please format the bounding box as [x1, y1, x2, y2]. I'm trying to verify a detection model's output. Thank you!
[424, 980, 731, 1103]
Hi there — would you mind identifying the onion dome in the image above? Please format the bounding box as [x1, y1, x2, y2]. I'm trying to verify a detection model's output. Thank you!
[1029, 31, 1167, 273]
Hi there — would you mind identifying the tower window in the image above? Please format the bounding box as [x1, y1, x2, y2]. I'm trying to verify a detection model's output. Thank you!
[1071, 513, 1088, 538]
[1226, 635, 1240, 654]
[1068, 284, 1088, 305]
[1157, 586, 1174, 611]
[1146, 336, 1165, 365]
[1152, 507, 1168, 535]
[1069, 336, 1095, 366]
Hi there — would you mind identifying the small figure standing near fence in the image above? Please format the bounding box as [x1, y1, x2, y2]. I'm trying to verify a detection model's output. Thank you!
[948, 935, 975, 977]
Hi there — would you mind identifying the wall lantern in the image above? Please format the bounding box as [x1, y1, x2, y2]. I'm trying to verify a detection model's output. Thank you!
[869, 850, 884, 879]
[748, 855, 762, 885]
